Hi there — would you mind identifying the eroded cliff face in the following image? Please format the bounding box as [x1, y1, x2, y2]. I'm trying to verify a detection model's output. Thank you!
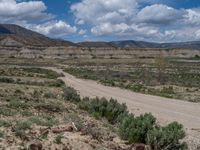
[0, 45, 200, 59]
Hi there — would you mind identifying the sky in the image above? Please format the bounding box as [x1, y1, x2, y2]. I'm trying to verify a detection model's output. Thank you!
[1, 0, 200, 43]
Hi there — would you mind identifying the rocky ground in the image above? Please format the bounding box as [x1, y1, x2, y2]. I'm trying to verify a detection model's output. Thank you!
[0, 66, 135, 150]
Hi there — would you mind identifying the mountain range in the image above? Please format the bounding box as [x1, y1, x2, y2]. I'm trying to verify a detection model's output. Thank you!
[0, 24, 200, 49]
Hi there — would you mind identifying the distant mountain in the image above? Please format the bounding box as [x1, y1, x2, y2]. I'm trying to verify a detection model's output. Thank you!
[0, 24, 76, 47]
[111, 40, 200, 49]
[78, 40, 200, 49]
[1, 24, 200, 49]
[111, 40, 160, 48]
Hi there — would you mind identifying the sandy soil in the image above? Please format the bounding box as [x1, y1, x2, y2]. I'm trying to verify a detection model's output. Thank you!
[51, 68, 200, 149]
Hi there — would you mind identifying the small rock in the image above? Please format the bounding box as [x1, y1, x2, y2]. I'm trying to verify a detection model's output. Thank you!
[133, 144, 146, 150]
[52, 126, 73, 134]
[29, 141, 42, 150]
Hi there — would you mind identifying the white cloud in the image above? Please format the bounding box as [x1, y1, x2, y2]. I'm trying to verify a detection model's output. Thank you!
[71, 0, 138, 25]
[0, 0, 77, 38]
[28, 21, 77, 38]
[184, 9, 200, 25]
[137, 4, 186, 24]
[71, 0, 200, 42]
[0, 0, 53, 23]
[79, 29, 86, 35]
[91, 23, 129, 35]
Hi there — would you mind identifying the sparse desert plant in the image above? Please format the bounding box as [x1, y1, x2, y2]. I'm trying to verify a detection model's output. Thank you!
[55, 134, 64, 144]
[21, 110, 33, 116]
[79, 97, 128, 124]
[160, 86, 175, 98]
[64, 113, 84, 131]
[194, 55, 200, 59]
[154, 56, 168, 84]
[119, 113, 156, 143]
[22, 68, 62, 79]
[15, 120, 32, 139]
[44, 92, 57, 99]
[48, 79, 65, 87]
[128, 83, 145, 92]
[35, 101, 64, 113]
[0, 131, 4, 138]
[0, 77, 15, 83]
[15, 121, 32, 131]
[0, 107, 16, 116]
[29, 115, 59, 127]
[8, 99, 30, 110]
[0, 120, 12, 127]
[100, 79, 115, 86]
[147, 122, 187, 150]
[63, 86, 80, 102]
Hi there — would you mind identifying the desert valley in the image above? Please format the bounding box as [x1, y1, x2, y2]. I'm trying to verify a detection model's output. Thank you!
[0, 23, 199, 150]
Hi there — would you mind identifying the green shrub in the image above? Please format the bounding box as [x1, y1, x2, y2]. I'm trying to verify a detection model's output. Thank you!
[0, 131, 4, 138]
[147, 122, 187, 150]
[129, 83, 145, 92]
[160, 86, 175, 94]
[100, 79, 115, 86]
[35, 101, 64, 113]
[79, 97, 128, 124]
[159, 86, 175, 98]
[23, 68, 61, 79]
[15, 121, 32, 131]
[0, 120, 12, 127]
[55, 134, 64, 144]
[194, 55, 200, 59]
[21, 110, 33, 117]
[64, 68, 98, 80]
[8, 99, 30, 110]
[64, 113, 84, 131]
[29, 115, 59, 127]
[78, 97, 90, 110]
[63, 86, 80, 103]
[15, 120, 32, 138]
[48, 79, 65, 87]
[44, 92, 57, 99]
[0, 107, 15, 116]
[0, 77, 15, 83]
[119, 113, 156, 143]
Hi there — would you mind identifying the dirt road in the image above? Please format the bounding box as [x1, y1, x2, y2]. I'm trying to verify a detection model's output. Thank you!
[51, 68, 200, 146]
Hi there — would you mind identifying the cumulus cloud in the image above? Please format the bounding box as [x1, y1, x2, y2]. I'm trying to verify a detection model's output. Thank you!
[137, 4, 186, 24]
[71, 0, 138, 25]
[0, 0, 53, 23]
[79, 29, 87, 35]
[71, 0, 200, 42]
[184, 9, 200, 25]
[0, 0, 77, 38]
[28, 21, 77, 38]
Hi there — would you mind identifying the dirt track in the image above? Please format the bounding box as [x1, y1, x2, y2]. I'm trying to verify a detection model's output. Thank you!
[51, 68, 200, 146]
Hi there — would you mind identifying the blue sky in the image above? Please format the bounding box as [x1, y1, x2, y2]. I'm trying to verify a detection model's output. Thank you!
[1, 0, 200, 42]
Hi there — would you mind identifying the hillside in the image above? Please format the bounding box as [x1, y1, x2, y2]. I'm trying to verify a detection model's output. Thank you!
[1, 24, 200, 49]
[111, 40, 200, 49]
[0, 24, 76, 47]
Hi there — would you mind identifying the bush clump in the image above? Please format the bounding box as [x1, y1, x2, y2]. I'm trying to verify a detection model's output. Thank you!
[23, 68, 62, 79]
[119, 113, 156, 143]
[147, 122, 187, 150]
[119, 113, 186, 149]
[79, 97, 128, 124]
[14, 121, 32, 139]
[0, 120, 12, 127]
[29, 115, 59, 127]
[0, 77, 15, 83]
[63, 86, 80, 103]
[61, 84, 186, 149]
